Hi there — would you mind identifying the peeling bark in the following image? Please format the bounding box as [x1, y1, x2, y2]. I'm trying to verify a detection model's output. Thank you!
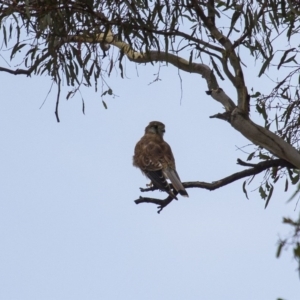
[65, 32, 300, 169]
[230, 109, 300, 169]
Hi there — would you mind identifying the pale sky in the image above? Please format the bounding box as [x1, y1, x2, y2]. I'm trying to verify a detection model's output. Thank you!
[0, 35, 300, 299]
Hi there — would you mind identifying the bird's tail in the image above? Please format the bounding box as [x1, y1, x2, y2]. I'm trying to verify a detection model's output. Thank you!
[163, 167, 189, 197]
[145, 170, 178, 200]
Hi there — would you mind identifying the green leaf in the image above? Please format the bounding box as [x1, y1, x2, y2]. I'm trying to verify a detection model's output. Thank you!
[283, 103, 294, 127]
[256, 104, 262, 114]
[10, 43, 26, 60]
[164, 35, 169, 56]
[210, 56, 224, 80]
[216, 1, 225, 8]
[272, 166, 278, 179]
[259, 186, 267, 200]
[108, 59, 114, 77]
[250, 91, 261, 98]
[268, 12, 278, 33]
[66, 91, 73, 100]
[258, 54, 274, 77]
[278, 48, 296, 69]
[255, 103, 268, 120]
[3, 26, 7, 47]
[25, 47, 38, 60]
[189, 50, 193, 65]
[287, 183, 300, 202]
[283, 54, 297, 65]
[264, 183, 273, 209]
[276, 241, 285, 258]
[182, 14, 196, 23]
[9, 23, 13, 40]
[83, 51, 91, 66]
[261, 12, 267, 32]
[102, 100, 108, 109]
[294, 243, 300, 258]
[157, 3, 164, 22]
[284, 178, 288, 192]
[242, 180, 249, 200]
[118, 55, 124, 78]
[86, 61, 95, 84]
[82, 98, 85, 115]
[291, 173, 299, 185]
[247, 152, 255, 161]
[227, 9, 242, 37]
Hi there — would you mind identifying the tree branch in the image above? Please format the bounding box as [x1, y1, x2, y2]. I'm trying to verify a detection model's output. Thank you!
[64, 32, 300, 169]
[0, 53, 50, 76]
[134, 158, 295, 212]
[64, 33, 237, 112]
[191, 0, 249, 114]
[209, 110, 231, 122]
[134, 195, 175, 214]
[185, 158, 295, 190]
[207, 0, 216, 26]
[230, 108, 300, 169]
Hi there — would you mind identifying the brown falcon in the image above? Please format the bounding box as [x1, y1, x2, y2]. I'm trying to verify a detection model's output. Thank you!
[133, 121, 189, 200]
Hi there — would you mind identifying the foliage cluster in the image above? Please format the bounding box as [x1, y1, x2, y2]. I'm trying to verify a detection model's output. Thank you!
[1, 0, 300, 277]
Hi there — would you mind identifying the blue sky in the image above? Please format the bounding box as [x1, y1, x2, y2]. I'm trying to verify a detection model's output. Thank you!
[0, 48, 300, 300]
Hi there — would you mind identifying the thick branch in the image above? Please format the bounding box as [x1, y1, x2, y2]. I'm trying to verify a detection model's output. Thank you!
[66, 33, 217, 85]
[206, 88, 236, 112]
[191, 0, 249, 114]
[206, 95, 300, 168]
[65, 33, 236, 111]
[66, 33, 300, 170]
[207, 0, 216, 26]
[231, 108, 300, 169]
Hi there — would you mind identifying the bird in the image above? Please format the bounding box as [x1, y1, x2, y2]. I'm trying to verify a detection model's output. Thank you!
[133, 121, 189, 200]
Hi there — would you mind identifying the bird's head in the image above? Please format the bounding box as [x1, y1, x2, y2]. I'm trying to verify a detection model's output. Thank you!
[145, 121, 165, 137]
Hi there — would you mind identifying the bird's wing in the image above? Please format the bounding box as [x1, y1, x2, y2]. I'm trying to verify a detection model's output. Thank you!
[161, 141, 189, 197]
[133, 138, 163, 171]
